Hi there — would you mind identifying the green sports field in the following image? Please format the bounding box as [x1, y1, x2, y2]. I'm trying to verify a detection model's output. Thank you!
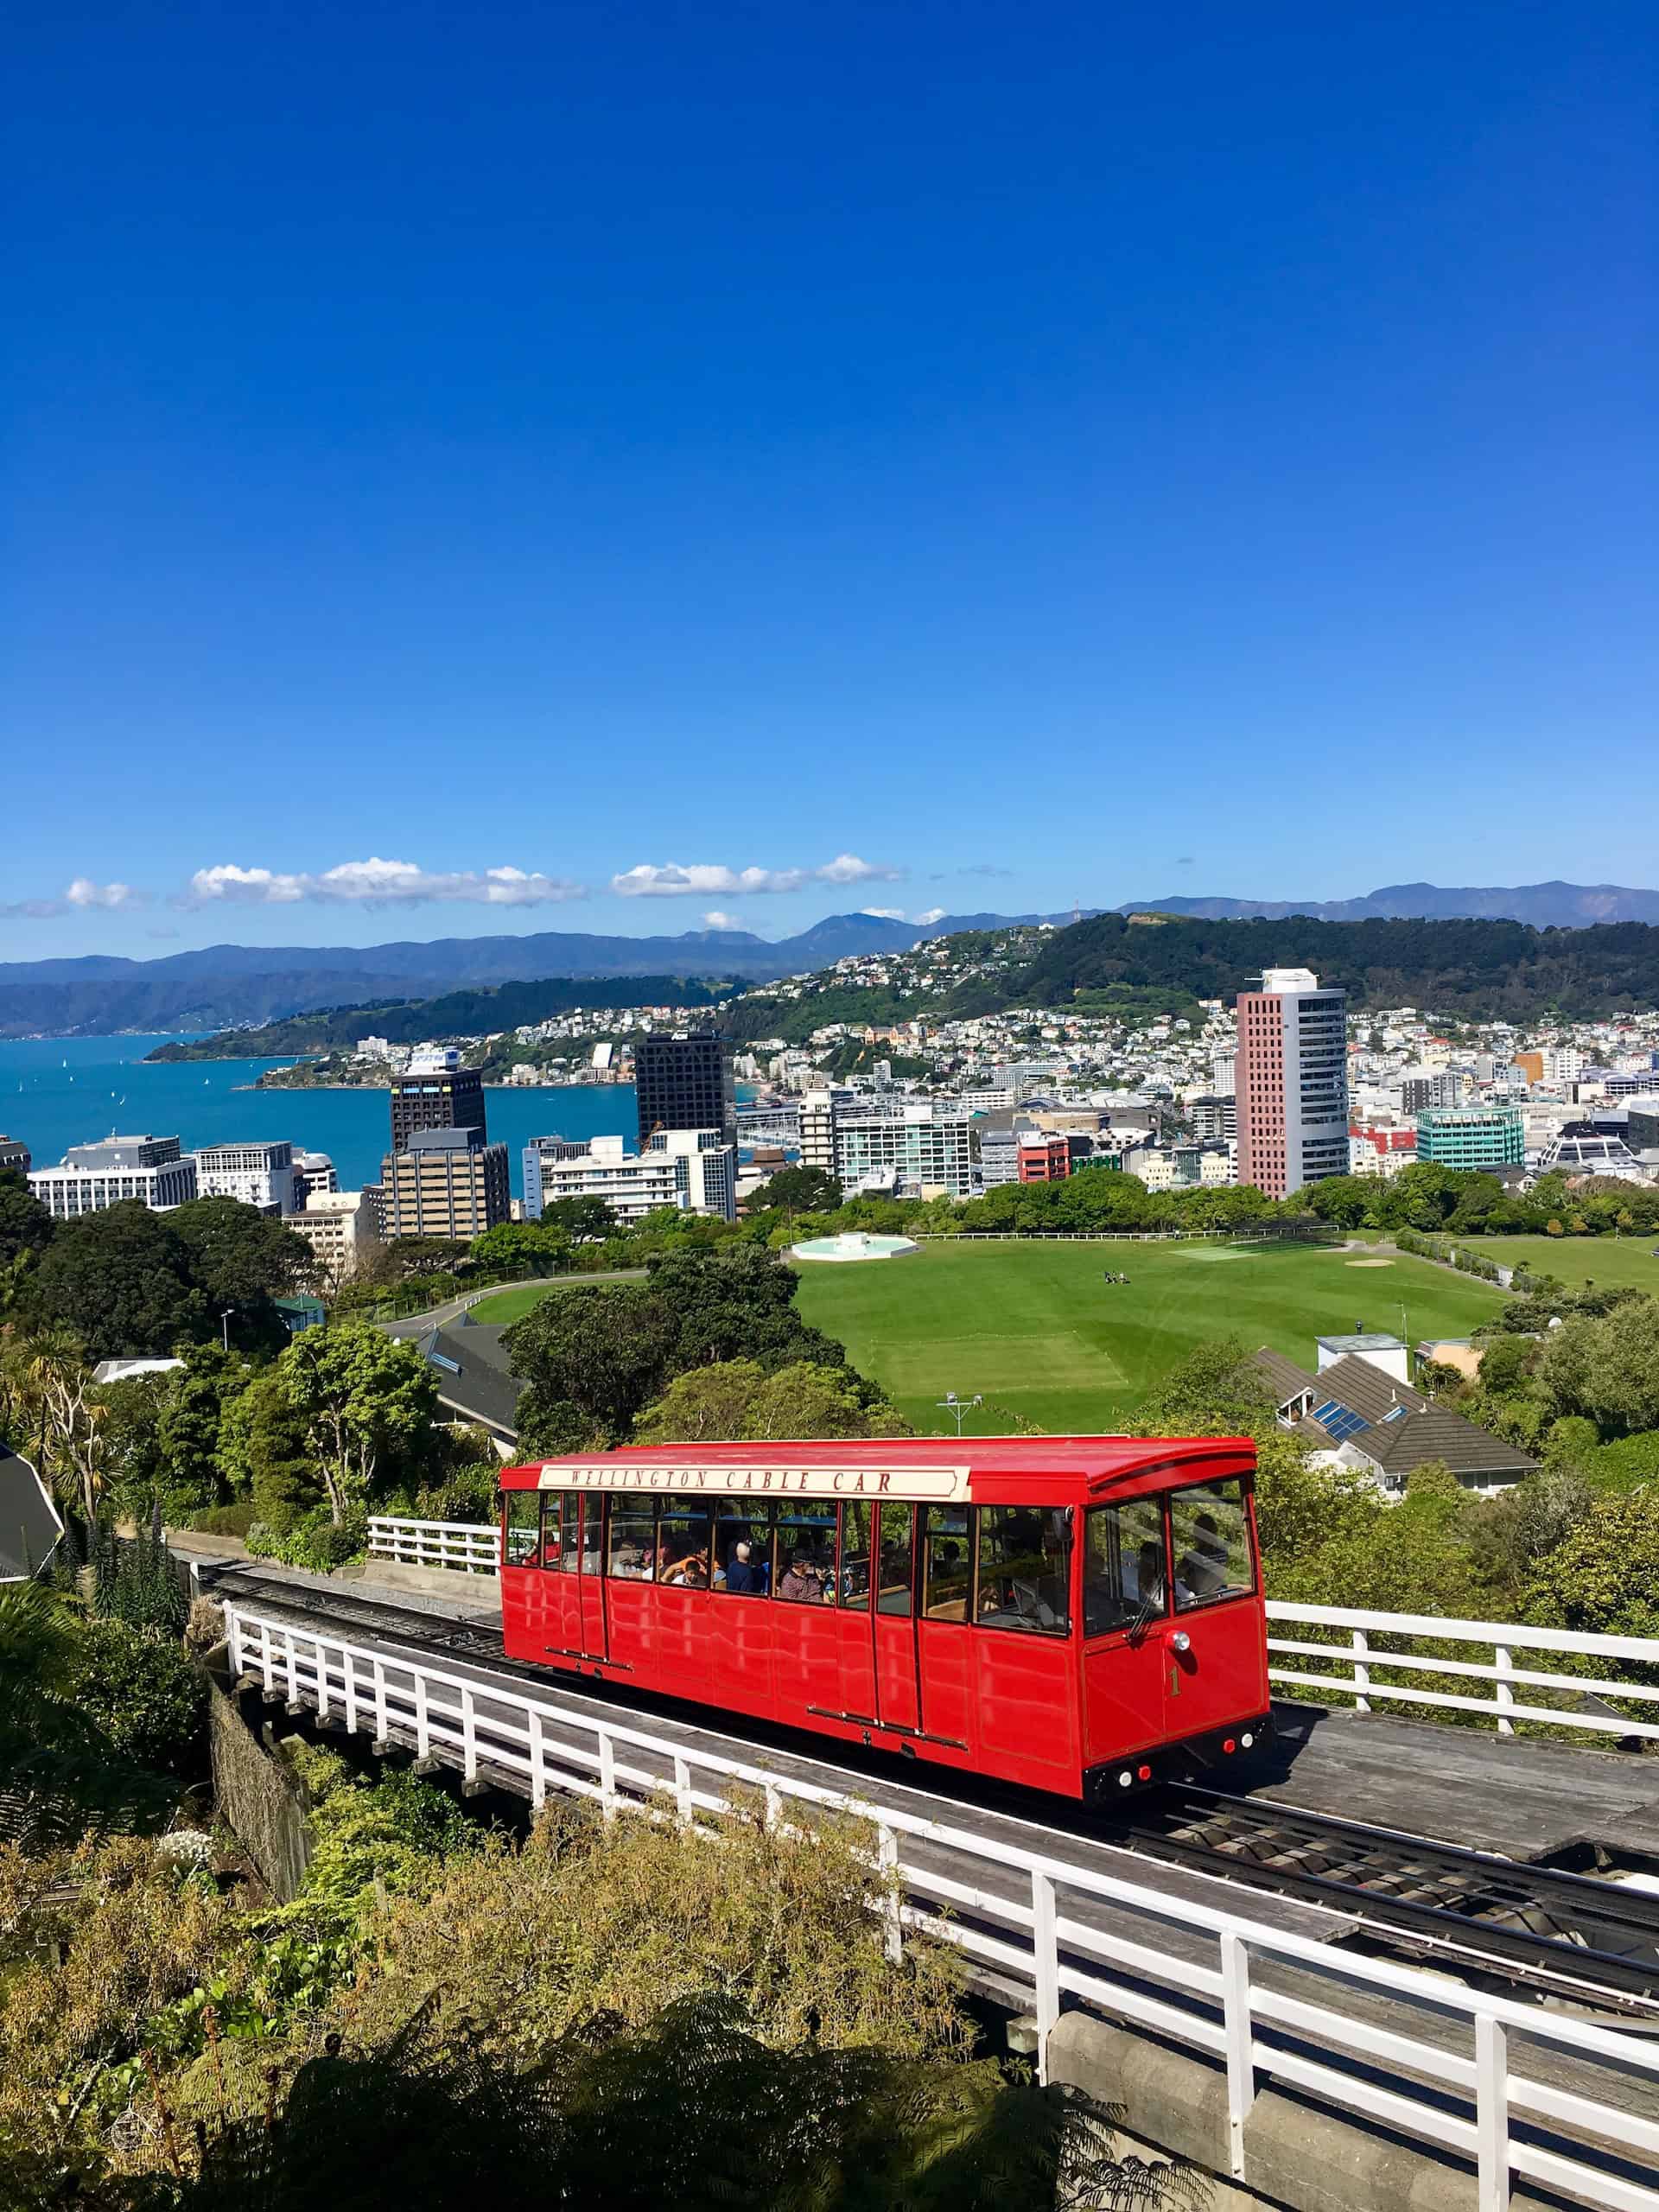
[1447, 1235, 1659, 1295]
[791, 1239, 1508, 1435]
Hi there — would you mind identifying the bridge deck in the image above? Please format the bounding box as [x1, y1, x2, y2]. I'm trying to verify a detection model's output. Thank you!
[1248, 1699, 1659, 1862]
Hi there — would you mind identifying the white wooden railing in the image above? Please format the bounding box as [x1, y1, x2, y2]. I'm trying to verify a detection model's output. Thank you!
[1267, 1600, 1659, 1742]
[366, 1516, 499, 1576]
[225, 1599, 1659, 2212]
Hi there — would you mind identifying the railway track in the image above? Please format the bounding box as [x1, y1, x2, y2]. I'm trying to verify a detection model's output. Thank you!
[1116, 1786, 1659, 2021]
[200, 1561, 1659, 2021]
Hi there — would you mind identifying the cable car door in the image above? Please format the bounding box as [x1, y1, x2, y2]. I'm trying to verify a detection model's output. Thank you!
[579, 1495, 608, 1660]
[871, 1502, 920, 1732]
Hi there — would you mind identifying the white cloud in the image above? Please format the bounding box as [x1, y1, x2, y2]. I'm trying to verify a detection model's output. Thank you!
[611, 854, 901, 898]
[182, 857, 587, 909]
[66, 878, 141, 910]
[863, 906, 907, 921]
[701, 911, 743, 931]
[3, 878, 144, 920]
[913, 906, 947, 925]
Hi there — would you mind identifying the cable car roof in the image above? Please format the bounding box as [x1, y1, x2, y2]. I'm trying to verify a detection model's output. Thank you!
[501, 1434, 1254, 1503]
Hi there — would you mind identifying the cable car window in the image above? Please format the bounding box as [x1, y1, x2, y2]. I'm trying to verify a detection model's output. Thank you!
[1084, 1497, 1169, 1636]
[608, 1494, 661, 1580]
[658, 1500, 715, 1591]
[715, 1497, 772, 1597]
[503, 1491, 539, 1567]
[775, 1501, 837, 1605]
[921, 1506, 971, 1621]
[580, 1496, 605, 1576]
[840, 1501, 873, 1611]
[1169, 1481, 1254, 1611]
[876, 1503, 913, 1617]
[552, 1492, 581, 1574]
[977, 1506, 1071, 1636]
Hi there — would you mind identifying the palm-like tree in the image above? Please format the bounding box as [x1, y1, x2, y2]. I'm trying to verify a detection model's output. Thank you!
[17, 1325, 107, 1533]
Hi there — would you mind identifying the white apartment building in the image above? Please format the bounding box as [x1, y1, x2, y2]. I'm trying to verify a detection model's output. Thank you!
[295, 1152, 338, 1200]
[29, 1135, 198, 1218]
[289, 1189, 384, 1283]
[523, 1128, 737, 1224]
[193, 1140, 303, 1214]
[835, 1106, 977, 1199]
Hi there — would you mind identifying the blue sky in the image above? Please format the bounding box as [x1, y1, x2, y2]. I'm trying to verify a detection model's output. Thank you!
[5, 1, 1656, 959]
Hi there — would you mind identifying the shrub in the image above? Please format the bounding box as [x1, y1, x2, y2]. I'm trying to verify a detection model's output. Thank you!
[70, 1618, 208, 1782]
[249, 1504, 369, 1573]
[187, 1501, 261, 1539]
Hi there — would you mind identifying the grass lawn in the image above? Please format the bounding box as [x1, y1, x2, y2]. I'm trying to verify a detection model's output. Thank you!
[791, 1239, 1508, 1436]
[467, 1272, 645, 1325]
[1450, 1234, 1659, 1295]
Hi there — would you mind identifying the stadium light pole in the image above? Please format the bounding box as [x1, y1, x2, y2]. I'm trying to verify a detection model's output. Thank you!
[936, 1391, 982, 1438]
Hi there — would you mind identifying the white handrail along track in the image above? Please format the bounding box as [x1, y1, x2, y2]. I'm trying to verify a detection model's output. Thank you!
[224, 1599, 1659, 2212]
[1267, 1599, 1659, 1741]
[367, 1516, 499, 1576]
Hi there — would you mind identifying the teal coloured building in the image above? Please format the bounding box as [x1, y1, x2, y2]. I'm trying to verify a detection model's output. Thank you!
[1414, 1105, 1524, 1170]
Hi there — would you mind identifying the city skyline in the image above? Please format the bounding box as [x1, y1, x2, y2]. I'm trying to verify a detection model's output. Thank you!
[9, 1, 1657, 961]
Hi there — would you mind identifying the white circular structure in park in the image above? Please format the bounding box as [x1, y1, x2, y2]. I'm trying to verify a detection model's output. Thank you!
[790, 1230, 921, 1263]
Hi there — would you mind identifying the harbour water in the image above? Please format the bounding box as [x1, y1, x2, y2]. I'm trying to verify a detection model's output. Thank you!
[0, 1036, 638, 1199]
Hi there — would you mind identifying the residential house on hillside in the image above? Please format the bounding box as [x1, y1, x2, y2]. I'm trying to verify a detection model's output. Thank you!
[1250, 1344, 1536, 1496]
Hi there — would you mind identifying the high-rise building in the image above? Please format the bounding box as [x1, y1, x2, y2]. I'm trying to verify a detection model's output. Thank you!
[29, 1135, 198, 1218]
[390, 1053, 487, 1154]
[834, 1106, 977, 1199]
[1401, 1072, 1462, 1114]
[1235, 969, 1350, 1199]
[523, 1128, 737, 1224]
[289, 1189, 385, 1285]
[193, 1140, 302, 1214]
[382, 1126, 509, 1239]
[294, 1152, 338, 1201]
[1414, 1107, 1525, 1171]
[635, 1031, 735, 1150]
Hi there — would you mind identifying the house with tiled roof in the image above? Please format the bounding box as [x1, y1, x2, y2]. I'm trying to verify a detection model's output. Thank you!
[1249, 1343, 1536, 1497]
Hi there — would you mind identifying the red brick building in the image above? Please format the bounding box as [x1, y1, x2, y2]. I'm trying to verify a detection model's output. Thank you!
[1016, 1135, 1071, 1183]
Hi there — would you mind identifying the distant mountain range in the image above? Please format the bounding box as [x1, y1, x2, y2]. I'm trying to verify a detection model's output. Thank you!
[1, 881, 1655, 1037]
[0, 909, 1091, 1039]
[1113, 881, 1659, 926]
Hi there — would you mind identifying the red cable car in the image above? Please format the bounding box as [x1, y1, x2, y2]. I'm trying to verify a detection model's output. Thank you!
[499, 1437, 1270, 1800]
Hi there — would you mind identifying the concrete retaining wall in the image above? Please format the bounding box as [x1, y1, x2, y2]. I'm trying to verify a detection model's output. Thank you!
[1048, 2012, 1564, 2212]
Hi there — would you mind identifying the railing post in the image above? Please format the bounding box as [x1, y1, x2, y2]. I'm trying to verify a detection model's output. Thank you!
[1219, 1929, 1255, 2180]
[286, 1629, 300, 1708]
[260, 1618, 273, 1693]
[373, 1658, 389, 1751]
[461, 1686, 479, 1784]
[529, 1710, 546, 1809]
[414, 1671, 430, 1761]
[343, 1650, 358, 1734]
[1474, 2013, 1509, 2212]
[877, 1823, 904, 1965]
[314, 1634, 329, 1724]
[674, 1753, 694, 1828]
[1031, 1869, 1060, 2085]
[1494, 1644, 1515, 1738]
[764, 1781, 783, 1831]
[225, 1604, 243, 1675]
[598, 1731, 618, 1821]
[1351, 1627, 1371, 1714]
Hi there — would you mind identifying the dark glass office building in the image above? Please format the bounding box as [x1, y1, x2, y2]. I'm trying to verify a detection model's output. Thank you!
[390, 1065, 487, 1154]
[635, 1032, 736, 1149]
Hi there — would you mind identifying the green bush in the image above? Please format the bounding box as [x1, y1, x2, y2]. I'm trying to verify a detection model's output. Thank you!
[70, 1618, 207, 1781]
[248, 1504, 369, 1573]
[186, 1501, 261, 1538]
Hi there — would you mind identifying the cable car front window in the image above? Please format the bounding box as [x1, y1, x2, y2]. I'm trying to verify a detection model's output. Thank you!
[1084, 1497, 1168, 1637]
[1169, 1481, 1254, 1610]
[502, 1490, 539, 1568]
